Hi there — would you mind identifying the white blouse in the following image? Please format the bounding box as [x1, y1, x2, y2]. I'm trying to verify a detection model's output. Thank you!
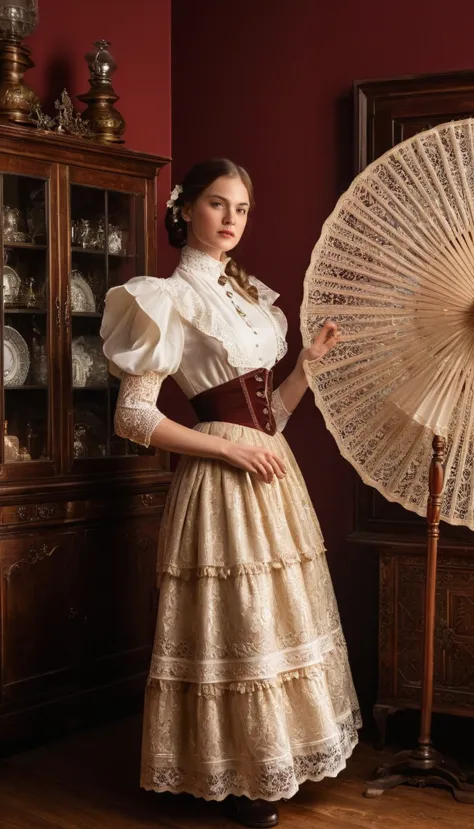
[101, 246, 292, 446]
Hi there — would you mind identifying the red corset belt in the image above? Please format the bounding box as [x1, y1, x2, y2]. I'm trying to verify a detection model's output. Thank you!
[190, 368, 277, 436]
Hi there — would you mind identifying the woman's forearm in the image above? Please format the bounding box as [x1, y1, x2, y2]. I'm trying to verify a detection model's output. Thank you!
[149, 416, 230, 460]
[276, 364, 308, 415]
[278, 326, 335, 416]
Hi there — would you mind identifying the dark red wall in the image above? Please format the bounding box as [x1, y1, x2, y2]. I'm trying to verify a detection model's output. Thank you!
[27, 1, 172, 270]
[170, 0, 474, 715]
[25, 0, 474, 716]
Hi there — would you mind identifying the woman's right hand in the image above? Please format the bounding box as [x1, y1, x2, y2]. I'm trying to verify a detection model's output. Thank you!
[221, 442, 287, 483]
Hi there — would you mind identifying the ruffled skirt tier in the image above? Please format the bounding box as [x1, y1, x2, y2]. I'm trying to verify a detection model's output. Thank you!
[141, 423, 361, 801]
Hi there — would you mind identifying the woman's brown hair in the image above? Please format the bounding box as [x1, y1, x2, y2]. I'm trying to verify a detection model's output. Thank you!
[165, 158, 258, 301]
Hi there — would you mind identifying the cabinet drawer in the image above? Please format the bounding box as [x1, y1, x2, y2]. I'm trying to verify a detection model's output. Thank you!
[0, 490, 168, 527]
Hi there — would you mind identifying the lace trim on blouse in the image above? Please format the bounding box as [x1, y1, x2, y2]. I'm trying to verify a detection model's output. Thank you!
[161, 277, 257, 370]
[161, 249, 288, 369]
[272, 386, 292, 431]
[179, 245, 229, 277]
[114, 372, 166, 447]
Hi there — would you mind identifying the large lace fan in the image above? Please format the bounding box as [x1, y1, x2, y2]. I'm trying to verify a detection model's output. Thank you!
[301, 118, 474, 530]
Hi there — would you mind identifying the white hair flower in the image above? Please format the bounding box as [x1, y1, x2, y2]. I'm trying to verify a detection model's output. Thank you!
[166, 184, 183, 209]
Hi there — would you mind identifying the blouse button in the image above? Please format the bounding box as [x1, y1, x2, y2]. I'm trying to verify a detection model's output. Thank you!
[256, 391, 264, 398]
[255, 375, 264, 382]
[263, 407, 269, 415]
[265, 423, 272, 431]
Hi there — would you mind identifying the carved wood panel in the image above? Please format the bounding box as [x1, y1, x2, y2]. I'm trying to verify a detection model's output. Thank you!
[0, 530, 78, 702]
[378, 551, 474, 715]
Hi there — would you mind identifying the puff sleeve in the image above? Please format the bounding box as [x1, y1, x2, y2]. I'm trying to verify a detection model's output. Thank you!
[101, 277, 184, 447]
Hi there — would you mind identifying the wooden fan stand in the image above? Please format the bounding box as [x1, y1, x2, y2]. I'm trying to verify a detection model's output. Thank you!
[365, 436, 474, 802]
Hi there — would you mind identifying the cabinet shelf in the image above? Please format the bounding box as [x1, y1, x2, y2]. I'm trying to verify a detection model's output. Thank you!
[5, 384, 48, 390]
[73, 384, 108, 391]
[4, 242, 47, 250]
[71, 245, 136, 259]
[5, 308, 47, 314]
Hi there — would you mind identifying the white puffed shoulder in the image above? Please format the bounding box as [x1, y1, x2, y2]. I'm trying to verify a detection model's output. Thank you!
[101, 276, 184, 378]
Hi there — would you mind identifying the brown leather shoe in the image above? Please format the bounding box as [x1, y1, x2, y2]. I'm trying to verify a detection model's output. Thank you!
[225, 796, 279, 828]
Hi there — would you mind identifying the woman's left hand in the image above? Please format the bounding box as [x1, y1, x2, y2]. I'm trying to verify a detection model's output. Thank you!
[297, 320, 342, 368]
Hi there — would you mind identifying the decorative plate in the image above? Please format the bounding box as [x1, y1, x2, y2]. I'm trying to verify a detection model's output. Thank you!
[4, 326, 30, 386]
[72, 337, 93, 387]
[3, 265, 21, 305]
[70, 270, 96, 312]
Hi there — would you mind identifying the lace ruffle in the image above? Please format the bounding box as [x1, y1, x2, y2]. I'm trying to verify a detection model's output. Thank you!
[162, 275, 259, 370]
[159, 548, 323, 580]
[141, 698, 361, 801]
[147, 665, 327, 694]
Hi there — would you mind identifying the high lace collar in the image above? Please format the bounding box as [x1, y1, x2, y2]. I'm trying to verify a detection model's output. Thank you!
[179, 245, 230, 280]
[178, 244, 283, 314]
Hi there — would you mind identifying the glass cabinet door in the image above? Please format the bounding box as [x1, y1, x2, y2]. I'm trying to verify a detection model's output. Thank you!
[1, 171, 54, 475]
[68, 180, 156, 467]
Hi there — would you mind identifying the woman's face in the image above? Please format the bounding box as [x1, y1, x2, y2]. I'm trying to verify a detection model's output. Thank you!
[182, 175, 250, 260]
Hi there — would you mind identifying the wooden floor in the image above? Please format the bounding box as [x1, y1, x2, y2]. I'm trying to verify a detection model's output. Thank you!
[0, 715, 472, 828]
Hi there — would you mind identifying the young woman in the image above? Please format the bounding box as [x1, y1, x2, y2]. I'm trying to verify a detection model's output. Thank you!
[101, 159, 361, 828]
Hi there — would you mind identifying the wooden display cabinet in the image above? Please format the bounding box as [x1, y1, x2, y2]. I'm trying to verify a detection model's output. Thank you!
[0, 124, 170, 748]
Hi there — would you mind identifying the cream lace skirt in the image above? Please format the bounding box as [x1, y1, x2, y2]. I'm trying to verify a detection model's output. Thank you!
[140, 422, 361, 802]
